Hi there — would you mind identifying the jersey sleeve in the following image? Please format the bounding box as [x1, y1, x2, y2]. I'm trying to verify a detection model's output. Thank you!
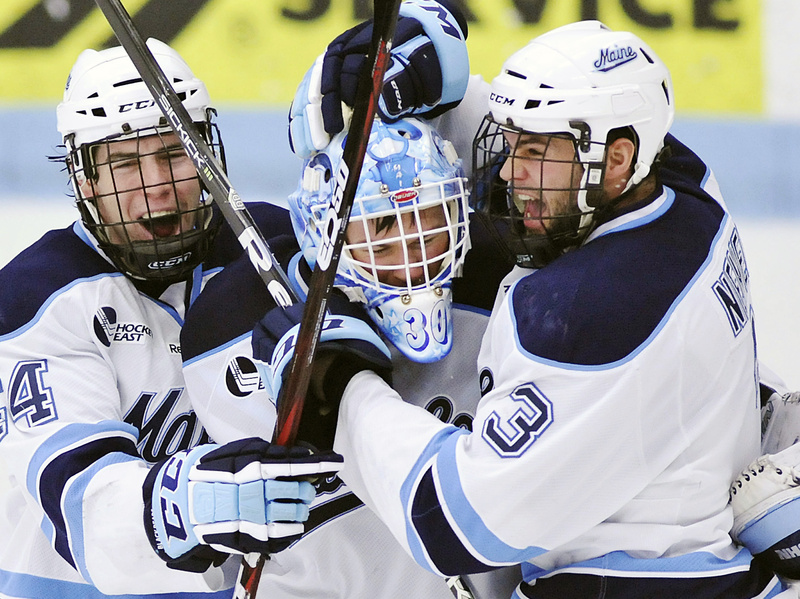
[182, 248, 288, 444]
[0, 289, 228, 594]
[335, 210, 760, 579]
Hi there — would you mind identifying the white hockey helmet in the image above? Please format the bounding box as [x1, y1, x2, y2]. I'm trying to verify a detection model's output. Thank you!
[57, 39, 223, 283]
[289, 118, 470, 363]
[473, 21, 674, 266]
[57, 39, 212, 148]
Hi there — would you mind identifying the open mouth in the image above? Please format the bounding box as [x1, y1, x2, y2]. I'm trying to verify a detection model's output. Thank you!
[514, 194, 547, 233]
[138, 211, 182, 239]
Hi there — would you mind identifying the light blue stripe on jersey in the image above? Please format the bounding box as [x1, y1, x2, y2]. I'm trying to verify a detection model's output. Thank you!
[0, 568, 233, 599]
[401, 427, 464, 573]
[140, 291, 184, 325]
[65, 451, 141, 586]
[288, 251, 309, 301]
[509, 208, 731, 372]
[400, 427, 546, 572]
[700, 165, 712, 189]
[27, 421, 139, 544]
[522, 547, 754, 580]
[585, 187, 675, 242]
[28, 421, 139, 498]
[435, 430, 547, 565]
[73, 220, 98, 250]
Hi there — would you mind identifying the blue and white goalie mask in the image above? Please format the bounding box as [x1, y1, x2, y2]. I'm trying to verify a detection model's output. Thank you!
[289, 118, 470, 363]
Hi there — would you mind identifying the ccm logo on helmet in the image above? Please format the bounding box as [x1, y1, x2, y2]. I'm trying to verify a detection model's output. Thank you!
[119, 99, 156, 113]
[490, 93, 515, 106]
[149, 252, 192, 270]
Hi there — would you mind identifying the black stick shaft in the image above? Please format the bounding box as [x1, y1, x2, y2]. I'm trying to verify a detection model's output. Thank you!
[275, 0, 402, 446]
[94, 0, 299, 311]
[244, 0, 401, 593]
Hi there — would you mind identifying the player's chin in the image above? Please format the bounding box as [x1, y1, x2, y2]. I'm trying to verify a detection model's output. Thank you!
[522, 219, 548, 234]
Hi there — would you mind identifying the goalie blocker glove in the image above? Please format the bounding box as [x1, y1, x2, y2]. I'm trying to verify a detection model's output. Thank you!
[730, 441, 800, 579]
[144, 437, 343, 572]
[252, 292, 393, 450]
[288, 0, 469, 158]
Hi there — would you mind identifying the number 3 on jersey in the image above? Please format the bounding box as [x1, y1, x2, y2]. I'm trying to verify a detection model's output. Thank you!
[8, 360, 57, 427]
[482, 382, 553, 458]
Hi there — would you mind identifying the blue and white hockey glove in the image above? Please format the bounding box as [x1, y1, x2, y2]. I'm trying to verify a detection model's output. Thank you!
[288, 0, 469, 158]
[144, 438, 343, 573]
[730, 442, 800, 579]
[252, 292, 393, 449]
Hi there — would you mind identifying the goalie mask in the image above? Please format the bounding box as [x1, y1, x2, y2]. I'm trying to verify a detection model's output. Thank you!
[56, 39, 224, 284]
[289, 118, 470, 363]
[473, 20, 674, 268]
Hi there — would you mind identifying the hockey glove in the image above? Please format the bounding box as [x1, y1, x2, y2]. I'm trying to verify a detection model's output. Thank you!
[288, 0, 469, 158]
[252, 292, 393, 449]
[730, 442, 800, 579]
[144, 437, 343, 573]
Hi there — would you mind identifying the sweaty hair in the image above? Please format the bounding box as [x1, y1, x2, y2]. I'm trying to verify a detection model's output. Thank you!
[374, 215, 399, 235]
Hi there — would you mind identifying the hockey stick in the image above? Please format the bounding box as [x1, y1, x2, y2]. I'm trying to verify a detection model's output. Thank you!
[91, 2, 300, 597]
[273, 0, 402, 447]
[93, 0, 299, 312]
[235, 1, 401, 596]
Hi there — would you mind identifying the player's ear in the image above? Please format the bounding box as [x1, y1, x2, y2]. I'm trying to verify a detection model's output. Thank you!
[604, 137, 636, 195]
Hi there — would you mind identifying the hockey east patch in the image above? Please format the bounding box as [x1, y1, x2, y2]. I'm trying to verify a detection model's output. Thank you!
[225, 356, 263, 398]
[93, 306, 153, 346]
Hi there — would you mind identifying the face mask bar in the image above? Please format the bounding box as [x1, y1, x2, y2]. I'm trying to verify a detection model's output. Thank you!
[342, 175, 470, 298]
[472, 115, 606, 268]
[68, 122, 224, 283]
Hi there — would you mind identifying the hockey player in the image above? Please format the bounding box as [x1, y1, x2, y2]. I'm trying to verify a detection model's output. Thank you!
[180, 116, 520, 598]
[273, 16, 795, 599]
[0, 40, 343, 598]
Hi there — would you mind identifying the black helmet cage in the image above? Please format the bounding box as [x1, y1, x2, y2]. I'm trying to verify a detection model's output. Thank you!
[472, 114, 612, 269]
[66, 109, 225, 284]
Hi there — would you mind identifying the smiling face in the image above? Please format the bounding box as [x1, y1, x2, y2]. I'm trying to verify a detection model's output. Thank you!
[346, 204, 451, 289]
[499, 131, 585, 237]
[81, 132, 204, 246]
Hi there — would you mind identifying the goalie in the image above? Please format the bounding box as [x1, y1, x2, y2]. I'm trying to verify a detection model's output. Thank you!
[730, 373, 800, 583]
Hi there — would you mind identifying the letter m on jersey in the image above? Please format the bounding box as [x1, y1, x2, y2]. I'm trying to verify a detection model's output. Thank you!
[9, 360, 57, 427]
[482, 382, 553, 458]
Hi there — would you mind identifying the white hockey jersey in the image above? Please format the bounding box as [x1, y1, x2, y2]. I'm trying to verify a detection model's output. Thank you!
[332, 138, 792, 598]
[180, 222, 520, 599]
[0, 203, 292, 598]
